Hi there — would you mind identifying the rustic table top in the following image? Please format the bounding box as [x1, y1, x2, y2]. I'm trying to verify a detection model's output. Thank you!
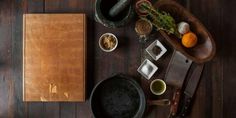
[0, 0, 234, 118]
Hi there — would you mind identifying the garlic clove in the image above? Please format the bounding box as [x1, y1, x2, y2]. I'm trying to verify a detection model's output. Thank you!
[178, 22, 190, 35]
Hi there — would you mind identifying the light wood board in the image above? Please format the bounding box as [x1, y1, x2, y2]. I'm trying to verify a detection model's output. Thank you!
[23, 14, 86, 102]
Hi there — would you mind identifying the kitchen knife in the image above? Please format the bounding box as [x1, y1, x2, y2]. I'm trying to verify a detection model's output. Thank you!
[165, 50, 192, 88]
[178, 64, 204, 117]
[165, 50, 192, 117]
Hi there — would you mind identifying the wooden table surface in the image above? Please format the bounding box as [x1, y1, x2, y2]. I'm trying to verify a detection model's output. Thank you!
[0, 0, 234, 118]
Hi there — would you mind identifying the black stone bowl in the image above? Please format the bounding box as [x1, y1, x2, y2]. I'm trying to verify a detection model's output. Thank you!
[95, 0, 134, 28]
[90, 74, 146, 118]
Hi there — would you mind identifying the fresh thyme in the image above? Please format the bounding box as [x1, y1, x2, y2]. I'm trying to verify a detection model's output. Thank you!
[139, 2, 181, 38]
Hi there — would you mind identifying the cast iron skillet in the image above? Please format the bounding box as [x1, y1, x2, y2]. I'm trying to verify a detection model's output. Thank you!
[90, 74, 170, 118]
[90, 74, 146, 118]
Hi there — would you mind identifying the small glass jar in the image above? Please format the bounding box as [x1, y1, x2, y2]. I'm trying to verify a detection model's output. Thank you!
[135, 19, 153, 43]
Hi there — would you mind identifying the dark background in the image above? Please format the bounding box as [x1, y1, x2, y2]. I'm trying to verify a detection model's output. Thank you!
[0, 0, 235, 118]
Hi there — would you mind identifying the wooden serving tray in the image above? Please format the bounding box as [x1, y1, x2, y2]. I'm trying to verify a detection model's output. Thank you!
[23, 14, 86, 102]
[155, 0, 216, 63]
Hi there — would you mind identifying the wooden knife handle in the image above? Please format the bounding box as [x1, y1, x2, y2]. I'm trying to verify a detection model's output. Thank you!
[148, 99, 171, 106]
[170, 89, 181, 116]
[178, 95, 192, 117]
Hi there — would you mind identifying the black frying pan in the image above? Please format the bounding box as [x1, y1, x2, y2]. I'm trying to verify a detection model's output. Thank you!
[90, 74, 170, 118]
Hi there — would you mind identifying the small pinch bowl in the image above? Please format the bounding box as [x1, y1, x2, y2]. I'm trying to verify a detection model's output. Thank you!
[155, 0, 216, 63]
[99, 33, 118, 52]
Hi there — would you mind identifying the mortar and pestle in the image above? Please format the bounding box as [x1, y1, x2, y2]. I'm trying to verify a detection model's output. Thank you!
[95, 0, 134, 28]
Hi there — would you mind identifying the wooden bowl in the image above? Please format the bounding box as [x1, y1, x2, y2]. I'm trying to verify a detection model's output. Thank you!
[154, 0, 216, 63]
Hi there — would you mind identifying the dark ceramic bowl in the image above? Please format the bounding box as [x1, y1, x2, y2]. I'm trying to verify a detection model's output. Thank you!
[90, 74, 146, 118]
[95, 0, 134, 28]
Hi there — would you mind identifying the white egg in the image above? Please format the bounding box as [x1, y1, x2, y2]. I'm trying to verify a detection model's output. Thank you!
[178, 22, 190, 35]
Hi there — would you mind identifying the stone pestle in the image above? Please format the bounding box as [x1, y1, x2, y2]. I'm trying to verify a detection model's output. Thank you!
[109, 0, 131, 17]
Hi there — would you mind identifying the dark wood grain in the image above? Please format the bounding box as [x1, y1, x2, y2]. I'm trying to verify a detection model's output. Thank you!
[12, 0, 30, 117]
[44, 103, 59, 118]
[0, 1, 13, 117]
[0, 0, 234, 118]
[188, 0, 224, 118]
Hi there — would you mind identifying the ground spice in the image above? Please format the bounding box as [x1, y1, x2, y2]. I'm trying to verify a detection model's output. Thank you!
[152, 46, 161, 55]
[102, 35, 116, 50]
[135, 19, 152, 36]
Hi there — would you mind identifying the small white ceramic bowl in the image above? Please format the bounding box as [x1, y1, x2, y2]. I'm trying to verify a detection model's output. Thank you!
[146, 40, 167, 61]
[150, 79, 166, 96]
[137, 59, 158, 80]
[99, 33, 118, 52]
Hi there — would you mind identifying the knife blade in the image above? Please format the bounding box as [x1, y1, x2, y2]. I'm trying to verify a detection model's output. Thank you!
[165, 50, 192, 117]
[178, 64, 204, 117]
[165, 50, 192, 88]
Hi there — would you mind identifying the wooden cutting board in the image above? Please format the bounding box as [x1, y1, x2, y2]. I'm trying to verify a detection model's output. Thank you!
[23, 14, 86, 102]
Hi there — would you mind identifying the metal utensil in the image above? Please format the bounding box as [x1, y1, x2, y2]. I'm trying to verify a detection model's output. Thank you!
[165, 50, 192, 88]
[165, 50, 193, 117]
[178, 64, 204, 117]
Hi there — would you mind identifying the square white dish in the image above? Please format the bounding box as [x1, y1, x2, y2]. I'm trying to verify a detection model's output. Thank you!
[146, 40, 167, 61]
[137, 59, 158, 80]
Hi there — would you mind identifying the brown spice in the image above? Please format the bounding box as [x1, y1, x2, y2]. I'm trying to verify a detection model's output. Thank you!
[135, 19, 152, 35]
[102, 35, 116, 50]
[152, 46, 161, 55]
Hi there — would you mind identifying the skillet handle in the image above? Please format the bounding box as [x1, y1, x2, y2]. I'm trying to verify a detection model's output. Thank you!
[148, 99, 171, 106]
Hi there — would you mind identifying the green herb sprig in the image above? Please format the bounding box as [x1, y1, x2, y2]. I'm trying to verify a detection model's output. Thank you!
[139, 2, 181, 38]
